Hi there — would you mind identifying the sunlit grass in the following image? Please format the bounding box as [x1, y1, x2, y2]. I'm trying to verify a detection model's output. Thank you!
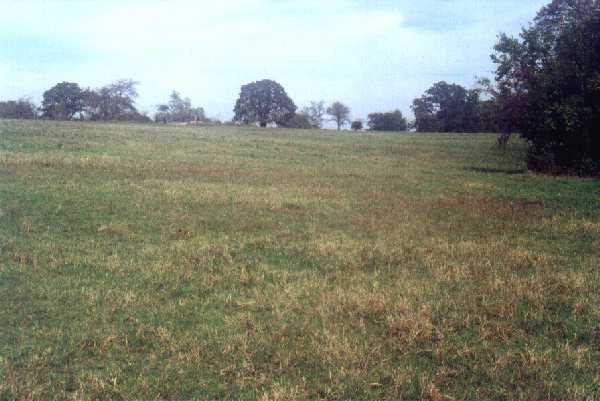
[1, 119, 599, 399]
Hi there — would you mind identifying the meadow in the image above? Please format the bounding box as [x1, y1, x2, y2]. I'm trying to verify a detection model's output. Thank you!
[1, 119, 599, 400]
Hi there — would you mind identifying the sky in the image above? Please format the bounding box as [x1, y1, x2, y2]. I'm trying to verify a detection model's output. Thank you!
[0, 0, 549, 123]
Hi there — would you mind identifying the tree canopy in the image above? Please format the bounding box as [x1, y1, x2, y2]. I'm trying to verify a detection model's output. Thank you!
[280, 112, 313, 129]
[411, 81, 481, 133]
[367, 110, 408, 132]
[0, 99, 36, 119]
[492, 0, 600, 174]
[41, 82, 84, 120]
[155, 91, 206, 123]
[233, 80, 296, 127]
[83, 79, 140, 121]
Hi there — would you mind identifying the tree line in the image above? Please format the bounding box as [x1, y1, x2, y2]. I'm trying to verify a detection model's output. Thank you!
[0, 77, 486, 133]
[1, 0, 597, 174]
[0, 80, 207, 124]
[231, 79, 410, 131]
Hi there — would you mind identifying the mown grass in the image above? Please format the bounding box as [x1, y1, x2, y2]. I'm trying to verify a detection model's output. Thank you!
[1, 119, 599, 400]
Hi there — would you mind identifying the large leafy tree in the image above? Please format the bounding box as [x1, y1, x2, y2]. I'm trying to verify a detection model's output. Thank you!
[367, 110, 408, 131]
[327, 101, 351, 130]
[492, 0, 600, 174]
[233, 80, 296, 127]
[80, 79, 141, 121]
[98, 79, 139, 120]
[41, 82, 84, 120]
[411, 81, 481, 132]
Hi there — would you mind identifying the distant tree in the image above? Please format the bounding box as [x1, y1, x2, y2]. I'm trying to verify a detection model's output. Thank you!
[412, 81, 482, 133]
[233, 79, 296, 127]
[99, 79, 139, 120]
[114, 111, 152, 123]
[79, 79, 140, 121]
[411, 97, 440, 132]
[327, 101, 351, 130]
[154, 91, 205, 123]
[351, 120, 363, 131]
[281, 112, 313, 129]
[155, 104, 170, 123]
[81, 88, 102, 120]
[168, 91, 205, 122]
[41, 82, 84, 120]
[478, 99, 501, 133]
[0, 98, 36, 119]
[367, 110, 408, 131]
[302, 100, 326, 128]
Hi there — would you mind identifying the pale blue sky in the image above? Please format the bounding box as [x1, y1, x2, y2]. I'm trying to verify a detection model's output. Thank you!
[0, 0, 548, 122]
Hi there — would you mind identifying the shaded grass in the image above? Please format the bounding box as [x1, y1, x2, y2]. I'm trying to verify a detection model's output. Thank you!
[1, 119, 600, 399]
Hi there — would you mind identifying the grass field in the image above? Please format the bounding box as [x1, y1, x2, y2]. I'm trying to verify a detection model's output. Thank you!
[1, 119, 599, 400]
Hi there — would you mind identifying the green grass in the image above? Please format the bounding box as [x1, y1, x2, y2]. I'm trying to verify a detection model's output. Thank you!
[1, 119, 599, 400]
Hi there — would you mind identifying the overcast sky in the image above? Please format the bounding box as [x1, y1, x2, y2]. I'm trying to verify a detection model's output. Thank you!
[1, 0, 548, 122]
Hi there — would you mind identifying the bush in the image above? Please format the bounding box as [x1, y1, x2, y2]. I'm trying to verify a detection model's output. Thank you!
[367, 110, 408, 131]
[351, 121, 363, 131]
[281, 113, 312, 129]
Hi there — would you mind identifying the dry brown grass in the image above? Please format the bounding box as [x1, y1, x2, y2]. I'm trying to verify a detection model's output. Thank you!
[1, 120, 599, 399]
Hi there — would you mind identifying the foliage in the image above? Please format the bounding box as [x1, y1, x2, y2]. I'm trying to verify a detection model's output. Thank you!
[411, 81, 482, 133]
[41, 79, 143, 122]
[170, 91, 205, 122]
[154, 91, 205, 123]
[367, 110, 408, 131]
[280, 112, 313, 129]
[233, 79, 296, 127]
[492, 0, 600, 175]
[327, 101, 351, 130]
[41, 82, 84, 120]
[90, 79, 140, 121]
[411, 97, 440, 132]
[351, 120, 363, 131]
[0, 99, 37, 119]
[302, 100, 326, 128]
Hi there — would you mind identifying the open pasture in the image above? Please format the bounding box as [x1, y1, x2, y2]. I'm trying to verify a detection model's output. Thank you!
[1, 120, 599, 399]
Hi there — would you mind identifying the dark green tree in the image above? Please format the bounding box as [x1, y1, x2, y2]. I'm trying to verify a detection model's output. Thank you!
[280, 112, 313, 129]
[351, 120, 363, 131]
[411, 97, 440, 132]
[492, 0, 600, 174]
[367, 110, 408, 131]
[412, 82, 482, 132]
[41, 82, 84, 120]
[97, 79, 139, 120]
[233, 80, 296, 127]
[80, 79, 146, 122]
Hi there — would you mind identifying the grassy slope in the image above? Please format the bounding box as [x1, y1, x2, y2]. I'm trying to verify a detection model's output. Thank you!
[1, 119, 599, 400]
